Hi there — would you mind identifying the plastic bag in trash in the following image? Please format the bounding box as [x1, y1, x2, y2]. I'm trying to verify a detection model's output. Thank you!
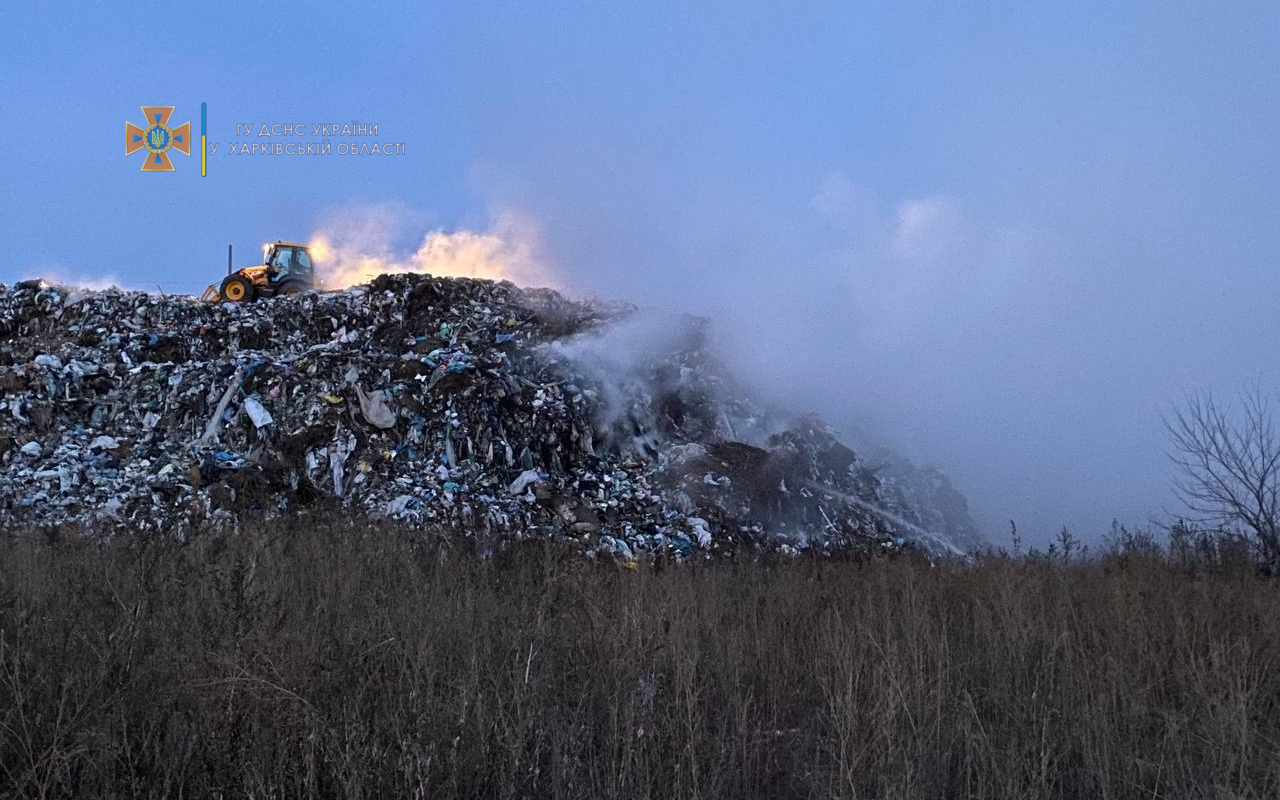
[242, 396, 274, 428]
[355, 385, 397, 429]
[509, 469, 542, 495]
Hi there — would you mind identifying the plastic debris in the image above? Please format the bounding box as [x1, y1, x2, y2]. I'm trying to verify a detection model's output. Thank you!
[687, 516, 712, 548]
[509, 469, 542, 495]
[355, 384, 397, 429]
[242, 396, 274, 428]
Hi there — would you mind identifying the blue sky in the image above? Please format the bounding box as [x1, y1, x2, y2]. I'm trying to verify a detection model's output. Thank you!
[3, 1, 1279, 542]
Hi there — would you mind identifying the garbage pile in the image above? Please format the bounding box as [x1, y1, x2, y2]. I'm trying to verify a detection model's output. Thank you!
[0, 275, 975, 559]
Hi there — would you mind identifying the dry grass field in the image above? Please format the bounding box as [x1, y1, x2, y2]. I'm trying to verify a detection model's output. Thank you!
[3, 521, 1278, 799]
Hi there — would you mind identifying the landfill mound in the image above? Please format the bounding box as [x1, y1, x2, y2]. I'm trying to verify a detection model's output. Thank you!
[0, 275, 977, 559]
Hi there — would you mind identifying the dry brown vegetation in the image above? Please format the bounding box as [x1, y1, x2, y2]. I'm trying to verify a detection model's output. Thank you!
[2, 520, 1280, 799]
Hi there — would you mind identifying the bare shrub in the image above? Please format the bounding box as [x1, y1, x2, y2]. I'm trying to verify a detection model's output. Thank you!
[1166, 384, 1280, 568]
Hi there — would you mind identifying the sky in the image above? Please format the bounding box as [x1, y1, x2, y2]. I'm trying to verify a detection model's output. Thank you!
[3, 1, 1279, 544]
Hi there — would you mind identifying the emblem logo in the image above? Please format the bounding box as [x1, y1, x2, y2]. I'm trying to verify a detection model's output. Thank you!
[126, 106, 191, 172]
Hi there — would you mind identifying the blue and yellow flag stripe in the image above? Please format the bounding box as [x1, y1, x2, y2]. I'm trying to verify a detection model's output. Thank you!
[201, 103, 207, 177]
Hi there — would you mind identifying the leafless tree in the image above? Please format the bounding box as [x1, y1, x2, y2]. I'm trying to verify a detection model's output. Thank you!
[1165, 384, 1280, 567]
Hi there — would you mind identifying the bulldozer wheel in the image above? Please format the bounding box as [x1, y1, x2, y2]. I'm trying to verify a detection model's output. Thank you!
[220, 275, 255, 303]
[278, 280, 309, 297]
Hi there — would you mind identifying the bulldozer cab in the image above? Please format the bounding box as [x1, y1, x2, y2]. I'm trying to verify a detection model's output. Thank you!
[201, 241, 318, 303]
[265, 243, 314, 285]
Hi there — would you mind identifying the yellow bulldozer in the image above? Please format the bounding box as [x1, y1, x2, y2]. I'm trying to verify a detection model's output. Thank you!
[201, 241, 317, 303]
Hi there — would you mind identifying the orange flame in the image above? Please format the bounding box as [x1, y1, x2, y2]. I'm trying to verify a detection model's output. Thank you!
[309, 209, 556, 290]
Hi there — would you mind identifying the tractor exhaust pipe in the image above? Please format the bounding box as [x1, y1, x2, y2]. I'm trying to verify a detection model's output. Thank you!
[227, 244, 233, 275]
